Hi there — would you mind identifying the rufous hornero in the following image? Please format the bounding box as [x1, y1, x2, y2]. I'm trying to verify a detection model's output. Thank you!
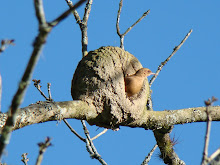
[125, 68, 155, 97]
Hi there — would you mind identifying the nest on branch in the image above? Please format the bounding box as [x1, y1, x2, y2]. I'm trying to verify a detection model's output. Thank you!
[71, 46, 151, 129]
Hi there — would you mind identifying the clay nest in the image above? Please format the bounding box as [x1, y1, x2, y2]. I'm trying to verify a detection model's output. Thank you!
[71, 46, 150, 129]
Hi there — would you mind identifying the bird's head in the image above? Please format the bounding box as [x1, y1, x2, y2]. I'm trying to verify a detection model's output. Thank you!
[135, 68, 155, 77]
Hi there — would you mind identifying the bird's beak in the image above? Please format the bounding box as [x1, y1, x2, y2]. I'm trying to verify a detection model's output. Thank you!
[150, 73, 155, 76]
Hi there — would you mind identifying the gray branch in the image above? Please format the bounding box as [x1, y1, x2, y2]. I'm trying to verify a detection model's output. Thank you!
[0, 101, 219, 132]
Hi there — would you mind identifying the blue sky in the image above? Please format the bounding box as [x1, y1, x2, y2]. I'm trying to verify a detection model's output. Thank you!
[0, 0, 220, 164]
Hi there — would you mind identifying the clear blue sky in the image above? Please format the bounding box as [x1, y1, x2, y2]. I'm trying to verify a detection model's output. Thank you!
[0, 0, 220, 164]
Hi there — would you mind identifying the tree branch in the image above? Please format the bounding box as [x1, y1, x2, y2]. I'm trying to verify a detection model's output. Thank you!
[0, 101, 219, 132]
[0, 39, 15, 54]
[154, 129, 185, 165]
[202, 97, 218, 165]
[91, 129, 108, 141]
[65, 0, 93, 57]
[141, 144, 158, 165]
[149, 29, 193, 87]
[34, 0, 46, 25]
[49, 0, 87, 27]
[81, 120, 107, 165]
[0, 16, 51, 161]
[63, 119, 86, 142]
[36, 137, 52, 165]
[116, 0, 150, 49]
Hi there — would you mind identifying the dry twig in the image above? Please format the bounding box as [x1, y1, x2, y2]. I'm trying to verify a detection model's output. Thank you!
[21, 153, 29, 165]
[149, 30, 193, 164]
[149, 29, 193, 87]
[0, 39, 15, 54]
[141, 144, 158, 165]
[49, 0, 87, 27]
[81, 120, 107, 165]
[116, 0, 150, 49]
[36, 137, 52, 165]
[91, 129, 108, 141]
[202, 96, 218, 165]
[65, 0, 93, 57]
[63, 119, 86, 142]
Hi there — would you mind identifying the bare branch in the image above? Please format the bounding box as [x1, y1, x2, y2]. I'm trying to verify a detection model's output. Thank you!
[202, 106, 212, 165]
[21, 153, 29, 165]
[65, 0, 93, 57]
[36, 137, 52, 165]
[32, 81, 86, 143]
[116, 0, 150, 49]
[47, 83, 52, 101]
[149, 29, 193, 87]
[209, 148, 220, 164]
[81, 120, 107, 165]
[0, 26, 51, 160]
[83, 0, 93, 23]
[34, 0, 46, 25]
[202, 97, 218, 165]
[123, 10, 150, 37]
[63, 119, 86, 142]
[141, 144, 158, 165]
[0, 39, 15, 54]
[91, 129, 108, 141]
[116, 0, 123, 37]
[65, 0, 82, 23]
[0, 101, 219, 133]
[32, 79, 49, 100]
[50, 0, 87, 27]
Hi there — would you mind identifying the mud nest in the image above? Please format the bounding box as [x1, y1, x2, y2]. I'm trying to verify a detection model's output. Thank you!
[71, 46, 150, 128]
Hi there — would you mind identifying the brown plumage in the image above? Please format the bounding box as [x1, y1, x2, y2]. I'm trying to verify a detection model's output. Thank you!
[125, 68, 154, 97]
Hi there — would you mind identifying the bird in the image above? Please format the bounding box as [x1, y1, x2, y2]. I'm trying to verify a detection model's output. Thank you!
[124, 68, 154, 97]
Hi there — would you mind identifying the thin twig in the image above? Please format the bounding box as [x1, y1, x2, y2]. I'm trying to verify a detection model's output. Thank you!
[91, 129, 108, 141]
[149, 29, 193, 87]
[47, 83, 52, 100]
[33, 81, 85, 142]
[141, 144, 158, 165]
[202, 97, 218, 165]
[21, 153, 29, 165]
[34, 0, 46, 25]
[81, 120, 107, 165]
[209, 148, 220, 163]
[65, 0, 82, 23]
[33, 81, 86, 144]
[123, 10, 150, 37]
[0, 39, 15, 54]
[50, 0, 87, 27]
[36, 137, 52, 165]
[33, 79, 48, 100]
[116, 0, 123, 37]
[116, 0, 150, 49]
[65, 0, 93, 57]
[83, 0, 93, 23]
[202, 106, 211, 165]
[63, 119, 86, 142]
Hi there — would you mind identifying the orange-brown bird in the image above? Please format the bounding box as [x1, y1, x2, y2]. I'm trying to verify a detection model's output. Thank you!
[125, 68, 154, 97]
